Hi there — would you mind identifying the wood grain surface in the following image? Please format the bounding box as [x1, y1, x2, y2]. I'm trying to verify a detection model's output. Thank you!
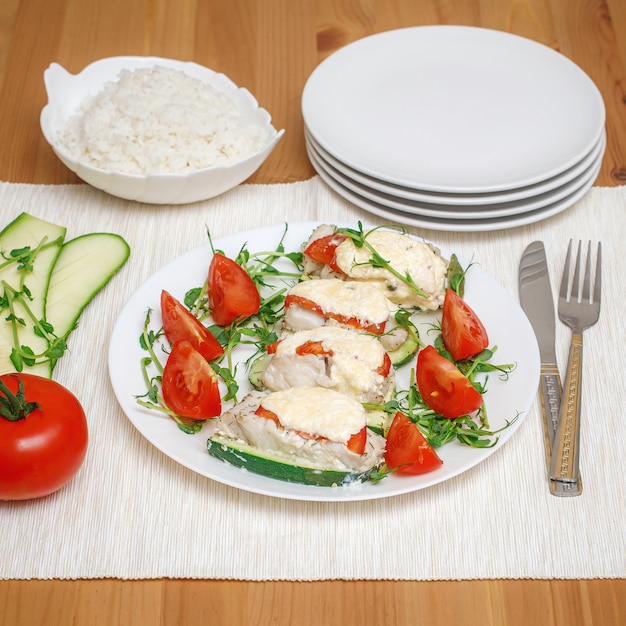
[1, 1, 625, 625]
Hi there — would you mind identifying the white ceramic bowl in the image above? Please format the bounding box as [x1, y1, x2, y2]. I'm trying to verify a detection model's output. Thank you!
[40, 56, 284, 204]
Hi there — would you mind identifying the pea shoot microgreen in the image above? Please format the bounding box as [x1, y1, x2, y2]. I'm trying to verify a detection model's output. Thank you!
[364, 264, 516, 449]
[137, 224, 305, 432]
[0, 237, 69, 372]
[136, 223, 517, 460]
[336, 222, 430, 299]
[136, 308, 204, 434]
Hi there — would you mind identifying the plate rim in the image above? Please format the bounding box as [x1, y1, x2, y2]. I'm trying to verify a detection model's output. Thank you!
[305, 126, 606, 207]
[306, 132, 605, 220]
[308, 144, 602, 232]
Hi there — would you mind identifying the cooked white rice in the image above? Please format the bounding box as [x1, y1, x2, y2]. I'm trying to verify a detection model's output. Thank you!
[55, 65, 271, 174]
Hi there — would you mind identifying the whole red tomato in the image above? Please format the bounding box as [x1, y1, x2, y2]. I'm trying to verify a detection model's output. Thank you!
[0, 373, 88, 501]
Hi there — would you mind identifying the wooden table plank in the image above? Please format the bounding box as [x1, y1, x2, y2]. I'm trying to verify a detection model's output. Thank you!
[0, 2, 625, 625]
[0, 0, 624, 187]
[3, 579, 626, 625]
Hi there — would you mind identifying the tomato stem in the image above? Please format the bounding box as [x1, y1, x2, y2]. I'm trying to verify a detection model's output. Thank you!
[0, 374, 40, 421]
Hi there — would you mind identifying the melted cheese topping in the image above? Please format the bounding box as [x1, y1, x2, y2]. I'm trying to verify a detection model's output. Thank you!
[274, 327, 387, 394]
[333, 230, 448, 309]
[260, 387, 366, 443]
[287, 278, 390, 324]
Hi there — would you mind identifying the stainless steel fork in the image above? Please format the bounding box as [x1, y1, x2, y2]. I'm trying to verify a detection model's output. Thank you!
[549, 240, 601, 488]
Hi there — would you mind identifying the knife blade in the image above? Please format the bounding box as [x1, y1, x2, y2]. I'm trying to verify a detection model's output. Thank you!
[519, 241, 582, 496]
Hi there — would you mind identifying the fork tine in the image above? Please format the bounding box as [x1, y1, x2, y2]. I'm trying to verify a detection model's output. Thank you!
[571, 240, 582, 302]
[594, 242, 602, 305]
[582, 241, 592, 302]
[559, 239, 573, 300]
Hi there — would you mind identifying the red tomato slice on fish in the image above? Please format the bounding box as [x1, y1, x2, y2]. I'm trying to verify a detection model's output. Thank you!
[295, 340, 333, 357]
[346, 425, 367, 455]
[255, 405, 282, 426]
[284, 294, 386, 335]
[208, 253, 261, 326]
[416, 345, 483, 419]
[303, 233, 348, 271]
[266, 340, 281, 354]
[292, 340, 389, 379]
[255, 406, 367, 454]
[384, 412, 442, 474]
[161, 290, 224, 361]
[162, 340, 221, 420]
[377, 352, 392, 378]
[441, 288, 489, 361]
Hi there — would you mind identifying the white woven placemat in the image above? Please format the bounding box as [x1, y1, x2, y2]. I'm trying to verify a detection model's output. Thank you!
[0, 177, 624, 581]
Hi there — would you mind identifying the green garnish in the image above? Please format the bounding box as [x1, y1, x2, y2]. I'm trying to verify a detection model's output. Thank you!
[0, 237, 69, 372]
[136, 308, 203, 435]
[336, 222, 430, 299]
[136, 223, 517, 456]
[137, 224, 304, 429]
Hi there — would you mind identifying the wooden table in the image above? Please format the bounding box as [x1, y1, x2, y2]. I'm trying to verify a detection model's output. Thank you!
[1, 1, 625, 624]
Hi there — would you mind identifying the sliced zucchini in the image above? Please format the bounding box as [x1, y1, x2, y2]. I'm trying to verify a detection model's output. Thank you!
[207, 435, 372, 487]
[248, 353, 271, 390]
[46, 232, 130, 372]
[366, 409, 392, 437]
[387, 320, 420, 368]
[0, 213, 66, 375]
[0, 213, 130, 376]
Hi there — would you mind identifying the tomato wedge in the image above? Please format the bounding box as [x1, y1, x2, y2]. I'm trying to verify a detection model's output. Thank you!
[441, 288, 489, 361]
[284, 294, 386, 335]
[384, 412, 442, 474]
[208, 253, 261, 326]
[162, 340, 221, 420]
[254, 405, 367, 454]
[303, 233, 348, 271]
[416, 345, 483, 419]
[161, 290, 224, 361]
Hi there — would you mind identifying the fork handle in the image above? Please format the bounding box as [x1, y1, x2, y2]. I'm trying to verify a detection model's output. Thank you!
[549, 332, 583, 485]
[538, 366, 583, 495]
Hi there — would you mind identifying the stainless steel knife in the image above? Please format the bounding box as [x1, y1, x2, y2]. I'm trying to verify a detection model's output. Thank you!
[519, 241, 582, 496]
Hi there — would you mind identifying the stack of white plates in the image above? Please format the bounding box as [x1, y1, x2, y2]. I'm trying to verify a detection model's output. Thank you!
[302, 26, 606, 232]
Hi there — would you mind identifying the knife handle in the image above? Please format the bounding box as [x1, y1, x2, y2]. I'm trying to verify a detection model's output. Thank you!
[538, 365, 561, 449]
[549, 333, 584, 491]
[538, 365, 582, 496]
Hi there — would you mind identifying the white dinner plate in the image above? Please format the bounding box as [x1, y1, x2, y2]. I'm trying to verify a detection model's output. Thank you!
[309, 143, 601, 232]
[302, 26, 605, 193]
[109, 223, 540, 502]
[306, 132, 605, 220]
[306, 125, 606, 207]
